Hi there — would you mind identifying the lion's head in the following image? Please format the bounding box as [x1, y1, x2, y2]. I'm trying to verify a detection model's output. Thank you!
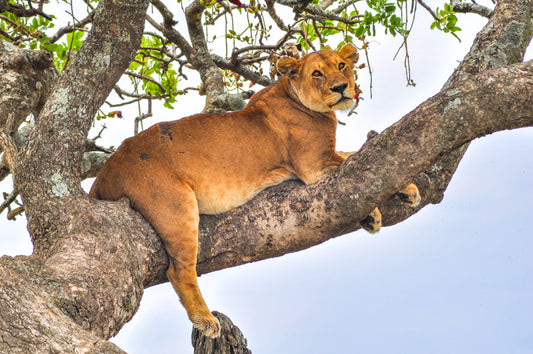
[277, 44, 359, 113]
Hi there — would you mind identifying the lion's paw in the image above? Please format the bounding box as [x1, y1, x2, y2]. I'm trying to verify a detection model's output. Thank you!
[193, 312, 221, 338]
[360, 207, 382, 234]
[397, 183, 421, 207]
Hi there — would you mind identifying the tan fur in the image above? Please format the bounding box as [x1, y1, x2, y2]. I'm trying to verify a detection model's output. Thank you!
[89, 44, 419, 337]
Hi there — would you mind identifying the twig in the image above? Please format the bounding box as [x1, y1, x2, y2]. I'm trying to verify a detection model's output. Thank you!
[108, 86, 198, 107]
[332, 0, 360, 14]
[265, 0, 288, 32]
[134, 95, 153, 135]
[312, 20, 324, 47]
[212, 54, 273, 87]
[0, 189, 18, 216]
[47, 14, 93, 44]
[125, 71, 166, 93]
[304, 4, 362, 25]
[416, 0, 438, 21]
[0, 28, 19, 42]
[85, 126, 115, 154]
[7, 206, 24, 220]
[229, 29, 293, 65]
[0, 0, 52, 20]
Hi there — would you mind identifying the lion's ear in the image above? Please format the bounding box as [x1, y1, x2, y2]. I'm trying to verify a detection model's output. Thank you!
[339, 44, 359, 64]
[277, 57, 301, 77]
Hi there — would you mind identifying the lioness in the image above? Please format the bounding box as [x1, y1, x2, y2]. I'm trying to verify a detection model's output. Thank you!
[90, 44, 420, 338]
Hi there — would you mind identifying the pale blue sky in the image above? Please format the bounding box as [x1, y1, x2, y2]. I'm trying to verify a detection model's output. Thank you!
[1, 3, 532, 353]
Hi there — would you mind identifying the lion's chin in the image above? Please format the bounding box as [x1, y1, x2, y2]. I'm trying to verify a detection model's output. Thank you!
[330, 97, 353, 111]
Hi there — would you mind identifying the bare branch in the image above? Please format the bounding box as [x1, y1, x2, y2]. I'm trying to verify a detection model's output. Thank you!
[134, 95, 153, 135]
[47, 13, 94, 44]
[0, 188, 18, 217]
[332, 0, 360, 14]
[124, 71, 166, 92]
[0, 0, 52, 20]
[320, 0, 336, 10]
[416, 0, 438, 21]
[7, 206, 23, 220]
[228, 29, 294, 65]
[211, 53, 273, 86]
[108, 86, 198, 107]
[451, 0, 493, 18]
[147, 4, 194, 58]
[265, 0, 288, 32]
[304, 4, 362, 25]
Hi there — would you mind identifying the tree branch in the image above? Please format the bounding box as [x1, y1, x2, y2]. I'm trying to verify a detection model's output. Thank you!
[0, 0, 52, 20]
[47, 13, 94, 44]
[185, 1, 229, 113]
[0, 42, 57, 135]
[451, 0, 493, 18]
[14, 0, 149, 223]
[1, 1, 151, 348]
[192, 60, 533, 274]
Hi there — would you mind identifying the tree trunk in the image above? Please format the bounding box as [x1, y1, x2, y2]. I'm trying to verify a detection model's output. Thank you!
[0, 0, 532, 352]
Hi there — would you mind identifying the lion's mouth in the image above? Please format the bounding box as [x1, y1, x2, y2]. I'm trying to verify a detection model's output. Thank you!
[330, 96, 352, 107]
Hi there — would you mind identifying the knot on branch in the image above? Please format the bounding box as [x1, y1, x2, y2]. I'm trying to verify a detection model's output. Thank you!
[192, 311, 251, 354]
[366, 130, 379, 141]
[2, 48, 54, 72]
[215, 92, 256, 112]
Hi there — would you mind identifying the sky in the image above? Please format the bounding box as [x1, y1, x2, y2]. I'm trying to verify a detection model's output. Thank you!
[1, 1, 533, 353]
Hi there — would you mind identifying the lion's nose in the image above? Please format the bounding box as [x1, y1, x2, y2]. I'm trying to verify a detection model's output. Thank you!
[330, 83, 347, 94]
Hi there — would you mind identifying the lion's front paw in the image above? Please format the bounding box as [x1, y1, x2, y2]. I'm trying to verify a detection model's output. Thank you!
[193, 312, 221, 338]
[360, 207, 382, 233]
[397, 183, 421, 207]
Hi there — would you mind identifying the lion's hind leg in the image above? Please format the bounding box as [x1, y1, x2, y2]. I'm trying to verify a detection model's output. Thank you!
[127, 178, 221, 338]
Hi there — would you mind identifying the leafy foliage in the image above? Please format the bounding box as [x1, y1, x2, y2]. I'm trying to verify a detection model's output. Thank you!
[0, 0, 464, 113]
[430, 3, 462, 41]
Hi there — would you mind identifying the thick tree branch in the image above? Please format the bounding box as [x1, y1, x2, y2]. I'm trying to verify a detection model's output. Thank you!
[0, 42, 57, 135]
[189, 0, 533, 275]
[192, 60, 533, 274]
[1, 0, 152, 350]
[387, 0, 533, 234]
[446, 0, 532, 85]
[185, 1, 229, 113]
[14, 0, 149, 241]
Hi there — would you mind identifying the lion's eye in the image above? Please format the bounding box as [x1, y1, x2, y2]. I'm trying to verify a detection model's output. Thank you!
[312, 70, 322, 77]
[338, 62, 346, 70]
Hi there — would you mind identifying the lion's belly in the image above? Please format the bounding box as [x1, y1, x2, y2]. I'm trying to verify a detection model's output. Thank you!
[195, 169, 294, 214]
[196, 188, 258, 214]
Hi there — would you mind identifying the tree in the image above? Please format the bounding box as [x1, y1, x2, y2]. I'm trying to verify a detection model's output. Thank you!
[0, 0, 532, 352]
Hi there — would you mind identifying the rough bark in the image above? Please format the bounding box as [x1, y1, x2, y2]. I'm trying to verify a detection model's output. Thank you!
[0, 41, 58, 180]
[1, 0, 153, 351]
[192, 312, 251, 354]
[0, 0, 531, 352]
